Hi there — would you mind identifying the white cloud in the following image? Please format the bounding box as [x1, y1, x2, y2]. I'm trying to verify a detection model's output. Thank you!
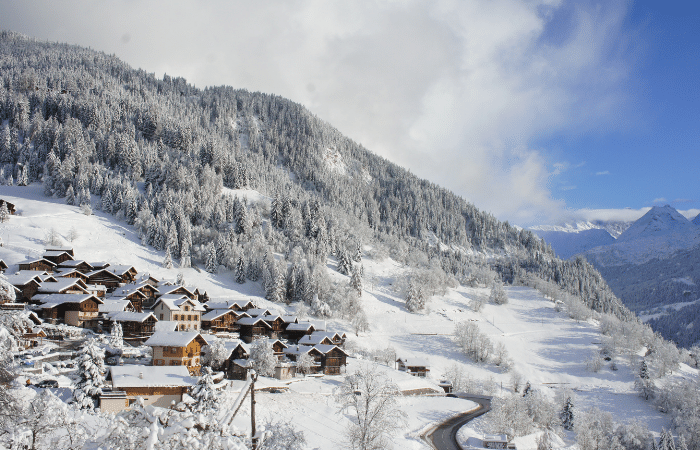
[596, 171, 610, 176]
[0, 0, 638, 225]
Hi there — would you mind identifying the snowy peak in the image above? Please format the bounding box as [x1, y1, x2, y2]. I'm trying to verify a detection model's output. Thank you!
[616, 205, 694, 243]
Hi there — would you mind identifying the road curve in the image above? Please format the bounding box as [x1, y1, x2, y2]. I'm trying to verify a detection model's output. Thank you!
[424, 394, 492, 450]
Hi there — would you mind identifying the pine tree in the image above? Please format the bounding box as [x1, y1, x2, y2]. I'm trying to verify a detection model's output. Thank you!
[110, 323, 123, 350]
[0, 202, 9, 223]
[236, 254, 246, 284]
[190, 367, 217, 413]
[561, 396, 574, 431]
[176, 272, 185, 286]
[65, 184, 75, 205]
[353, 240, 362, 262]
[179, 240, 191, 268]
[163, 248, 173, 269]
[205, 242, 217, 273]
[73, 338, 105, 409]
[490, 278, 508, 305]
[405, 279, 425, 312]
[350, 263, 363, 296]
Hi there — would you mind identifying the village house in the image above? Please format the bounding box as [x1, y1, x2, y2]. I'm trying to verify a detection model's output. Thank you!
[56, 259, 94, 273]
[84, 268, 124, 291]
[36, 278, 90, 295]
[156, 285, 197, 300]
[152, 295, 205, 331]
[37, 293, 103, 328]
[200, 309, 250, 333]
[313, 344, 349, 375]
[145, 330, 207, 375]
[298, 334, 334, 346]
[85, 284, 108, 298]
[482, 435, 512, 449]
[283, 345, 324, 374]
[107, 311, 158, 340]
[236, 316, 273, 343]
[0, 199, 16, 215]
[222, 340, 252, 380]
[42, 250, 74, 265]
[18, 258, 56, 272]
[109, 286, 147, 311]
[44, 247, 74, 257]
[6, 273, 42, 302]
[55, 268, 90, 283]
[0, 260, 7, 273]
[107, 265, 138, 284]
[396, 357, 431, 377]
[263, 314, 286, 339]
[137, 273, 160, 287]
[204, 299, 255, 312]
[101, 365, 197, 412]
[98, 298, 135, 316]
[284, 321, 316, 342]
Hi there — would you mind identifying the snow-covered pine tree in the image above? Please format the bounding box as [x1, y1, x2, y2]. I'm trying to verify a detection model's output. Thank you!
[190, 367, 217, 413]
[350, 263, 363, 296]
[250, 338, 276, 377]
[561, 396, 574, 431]
[179, 240, 191, 268]
[635, 359, 655, 400]
[109, 323, 123, 351]
[205, 242, 217, 273]
[176, 272, 185, 286]
[236, 254, 246, 284]
[74, 338, 105, 409]
[0, 202, 8, 223]
[162, 248, 173, 269]
[490, 278, 508, 305]
[405, 279, 425, 312]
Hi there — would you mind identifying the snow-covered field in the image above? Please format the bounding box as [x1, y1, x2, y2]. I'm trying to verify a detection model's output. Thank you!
[1, 184, 695, 449]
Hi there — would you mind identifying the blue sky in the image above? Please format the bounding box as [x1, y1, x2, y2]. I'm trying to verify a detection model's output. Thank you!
[1, 1, 698, 226]
[540, 0, 700, 216]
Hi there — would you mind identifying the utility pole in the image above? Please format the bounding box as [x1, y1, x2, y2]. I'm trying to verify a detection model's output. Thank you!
[251, 371, 258, 450]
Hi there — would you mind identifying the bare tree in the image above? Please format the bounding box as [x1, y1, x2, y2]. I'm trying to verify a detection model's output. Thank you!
[335, 365, 407, 450]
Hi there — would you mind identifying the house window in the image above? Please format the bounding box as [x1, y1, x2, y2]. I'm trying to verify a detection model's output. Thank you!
[194, 324, 197, 330]
[159, 314, 163, 320]
[187, 315, 192, 321]
[184, 305, 189, 311]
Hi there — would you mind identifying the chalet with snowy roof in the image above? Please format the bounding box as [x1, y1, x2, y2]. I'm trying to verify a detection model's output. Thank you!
[110, 286, 147, 311]
[482, 435, 510, 449]
[38, 293, 103, 327]
[204, 299, 255, 312]
[263, 314, 286, 338]
[201, 309, 250, 333]
[246, 308, 272, 317]
[281, 315, 299, 325]
[55, 268, 90, 283]
[298, 334, 334, 346]
[152, 296, 205, 331]
[107, 265, 138, 283]
[18, 258, 56, 272]
[102, 365, 197, 411]
[156, 285, 196, 300]
[137, 273, 160, 287]
[44, 247, 74, 257]
[191, 287, 209, 302]
[89, 261, 110, 271]
[85, 284, 107, 298]
[0, 260, 8, 273]
[284, 321, 316, 341]
[37, 278, 90, 295]
[85, 268, 123, 290]
[0, 199, 16, 215]
[6, 273, 42, 301]
[237, 316, 273, 343]
[99, 298, 135, 315]
[223, 340, 251, 380]
[107, 311, 157, 339]
[396, 357, 430, 377]
[312, 331, 346, 346]
[283, 345, 324, 373]
[42, 250, 74, 265]
[56, 259, 94, 273]
[313, 344, 348, 375]
[145, 330, 207, 374]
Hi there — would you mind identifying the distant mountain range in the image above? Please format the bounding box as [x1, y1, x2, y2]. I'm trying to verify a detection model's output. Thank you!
[532, 206, 700, 347]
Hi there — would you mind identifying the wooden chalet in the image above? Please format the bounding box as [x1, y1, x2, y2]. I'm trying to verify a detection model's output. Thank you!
[42, 250, 74, 265]
[85, 268, 123, 290]
[156, 285, 196, 300]
[136, 273, 160, 287]
[246, 308, 272, 317]
[56, 260, 94, 273]
[236, 316, 273, 343]
[102, 366, 197, 412]
[36, 278, 90, 295]
[107, 265, 138, 284]
[108, 311, 157, 339]
[44, 247, 74, 257]
[313, 344, 349, 375]
[263, 315, 286, 339]
[201, 309, 249, 333]
[38, 293, 103, 328]
[205, 299, 255, 312]
[0, 199, 16, 215]
[284, 321, 316, 342]
[310, 331, 346, 347]
[283, 345, 324, 374]
[223, 341, 251, 380]
[6, 273, 42, 302]
[89, 261, 110, 270]
[145, 331, 207, 375]
[99, 298, 135, 315]
[298, 334, 334, 346]
[55, 268, 90, 283]
[18, 258, 56, 272]
[86, 284, 107, 298]
[396, 357, 430, 377]
[0, 259, 7, 273]
[110, 286, 147, 312]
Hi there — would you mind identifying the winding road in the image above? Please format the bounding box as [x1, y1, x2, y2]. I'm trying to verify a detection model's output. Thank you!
[424, 394, 492, 450]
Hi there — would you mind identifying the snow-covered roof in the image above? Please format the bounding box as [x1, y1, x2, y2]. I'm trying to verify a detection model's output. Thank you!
[298, 334, 333, 346]
[108, 311, 156, 323]
[236, 317, 272, 328]
[154, 321, 178, 332]
[20, 258, 56, 267]
[111, 286, 147, 298]
[232, 359, 252, 368]
[107, 265, 137, 276]
[110, 365, 196, 388]
[281, 315, 298, 324]
[283, 345, 319, 356]
[155, 296, 205, 312]
[158, 285, 194, 296]
[98, 299, 133, 313]
[43, 250, 74, 259]
[263, 314, 283, 323]
[204, 299, 254, 310]
[145, 330, 203, 347]
[201, 309, 242, 321]
[55, 268, 87, 278]
[285, 322, 315, 332]
[247, 308, 272, 317]
[37, 278, 89, 294]
[6, 273, 42, 286]
[397, 357, 430, 368]
[57, 259, 93, 270]
[83, 268, 122, 279]
[313, 344, 348, 356]
[38, 293, 102, 307]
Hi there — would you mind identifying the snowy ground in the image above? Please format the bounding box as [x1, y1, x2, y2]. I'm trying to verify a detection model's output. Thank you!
[2, 184, 696, 449]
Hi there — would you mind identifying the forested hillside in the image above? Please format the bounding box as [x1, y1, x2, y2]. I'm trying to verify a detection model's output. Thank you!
[0, 30, 627, 319]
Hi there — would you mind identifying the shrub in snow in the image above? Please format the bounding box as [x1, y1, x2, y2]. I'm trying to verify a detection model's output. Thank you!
[454, 321, 492, 363]
[485, 394, 534, 439]
[258, 420, 306, 450]
[585, 351, 604, 373]
[202, 338, 229, 370]
[575, 407, 616, 450]
[489, 279, 508, 305]
[0, 274, 16, 304]
[296, 352, 314, 377]
[560, 396, 574, 431]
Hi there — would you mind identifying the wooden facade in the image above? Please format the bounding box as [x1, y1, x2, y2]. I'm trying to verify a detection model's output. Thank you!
[86, 269, 123, 290]
[237, 317, 273, 343]
[41, 297, 101, 328]
[0, 199, 15, 215]
[18, 259, 56, 272]
[43, 251, 74, 265]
